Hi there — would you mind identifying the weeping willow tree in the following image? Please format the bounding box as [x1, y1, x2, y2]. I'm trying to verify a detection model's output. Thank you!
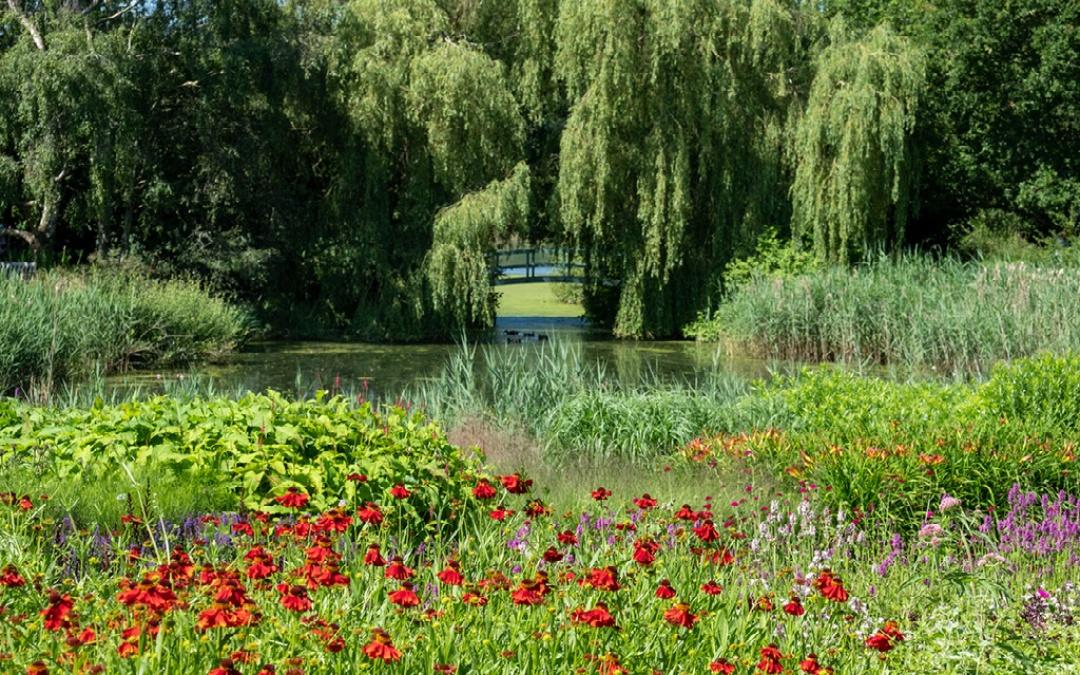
[332, 0, 527, 335]
[427, 162, 529, 324]
[792, 22, 925, 263]
[555, 0, 809, 337]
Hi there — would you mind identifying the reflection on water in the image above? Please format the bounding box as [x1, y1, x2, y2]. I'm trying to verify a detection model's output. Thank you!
[107, 317, 784, 400]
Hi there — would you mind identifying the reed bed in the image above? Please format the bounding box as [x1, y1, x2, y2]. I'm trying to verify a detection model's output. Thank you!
[0, 268, 249, 395]
[688, 255, 1080, 373]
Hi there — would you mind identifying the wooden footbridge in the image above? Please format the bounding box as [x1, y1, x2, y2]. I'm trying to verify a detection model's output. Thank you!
[488, 247, 585, 286]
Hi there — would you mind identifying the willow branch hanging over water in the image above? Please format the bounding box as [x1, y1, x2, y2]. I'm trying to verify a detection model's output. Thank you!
[792, 22, 925, 264]
[554, 0, 807, 338]
[427, 162, 531, 326]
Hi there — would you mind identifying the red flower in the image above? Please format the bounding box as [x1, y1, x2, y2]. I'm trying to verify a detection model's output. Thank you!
[363, 628, 402, 662]
[525, 499, 551, 517]
[385, 557, 415, 580]
[500, 473, 532, 494]
[356, 502, 384, 525]
[800, 654, 831, 674]
[633, 493, 658, 509]
[437, 562, 464, 586]
[592, 487, 612, 501]
[710, 659, 736, 674]
[388, 583, 420, 607]
[633, 539, 659, 565]
[116, 574, 178, 613]
[244, 546, 279, 580]
[208, 659, 242, 675]
[865, 621, 905, 652]
[510, 578, 546, 606]
[315, 508, 353, 533]
[674, 504, 697, 520]
[663, 602, 698, 629]
[693, 520, 720, 542]
[655, 579, 677, 599]
[489, 507, 514, 521]
[755, 595, 774, 612]
[472, 480, 497, 499]
[571, 602, 617, 628]
[813, 569, 849, 603]
[1, 564, 26, 587]
[363, 544, 386, 566]
[461, 592, 488, 606]
[346, 473, 368, 482]
[757, 644, 784, 673]
[583, 566, 620, 591]
[41, 591, 74, 631]
[277, 584, 312, 612]
[557, 530, 578, 545]
[701, 580, 723, 595]
[542, 547, 564, 563]
[597, 653, 628, 675]
[232, 521, 254, 537]
[17, 495, 32, 511]
[390, 484, 411, 499]
[26, 661, 49, 675]
[704, 548, 736, 566]
[274, 487, 309, 509]
[783, 596, 805, 616]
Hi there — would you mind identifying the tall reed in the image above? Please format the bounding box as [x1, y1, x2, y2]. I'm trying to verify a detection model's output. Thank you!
[411, 340, 765, 463]
[689, 255, 1080, 373]
[0, 268, 249, 395]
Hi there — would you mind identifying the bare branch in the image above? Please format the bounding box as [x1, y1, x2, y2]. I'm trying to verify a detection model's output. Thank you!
[5, 0, 46, 51]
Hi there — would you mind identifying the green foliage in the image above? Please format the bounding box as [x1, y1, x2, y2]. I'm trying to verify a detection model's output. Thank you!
[427, 162, 531, 325]
[977, 353, 1080, 434]
[692, 255, 1080, 372]
[0, 391, 480, 519]
[792, 22, 925, 263]
[555, 0, 809, 337]
[683, 360, 1080, 523]
[1, 1, 1077, 339]
[0, 268, 248, 394]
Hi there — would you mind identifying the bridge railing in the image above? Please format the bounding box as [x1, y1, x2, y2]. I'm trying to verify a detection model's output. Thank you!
[0, 262, 36, 281]
[487, 247, 586, 285]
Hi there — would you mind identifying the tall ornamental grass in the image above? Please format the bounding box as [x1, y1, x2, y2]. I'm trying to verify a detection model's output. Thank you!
[412, 340, 766, 463]
[0, 268, 249, 394]
[689, 255, 1080, 372]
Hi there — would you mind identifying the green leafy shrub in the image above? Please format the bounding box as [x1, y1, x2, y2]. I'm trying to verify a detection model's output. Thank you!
[681, 360, 1080, 524]
[0, 391, 482, 525]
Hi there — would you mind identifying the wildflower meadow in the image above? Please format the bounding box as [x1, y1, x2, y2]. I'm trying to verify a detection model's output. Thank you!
[2, 364, 1080, 673]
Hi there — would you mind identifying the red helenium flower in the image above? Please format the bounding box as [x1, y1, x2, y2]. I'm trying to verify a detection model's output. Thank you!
[570, 602, 617, 628]
[472, 480, 497, 499]
[388, 583, 421, 607]
[757, 644, 784, 673]
[274, 487, 309, 509]
[363, 628, 402, 662]
[500, 473, 532, 494]
[655, 579, 677, 599]
[663, 602, 698, 629]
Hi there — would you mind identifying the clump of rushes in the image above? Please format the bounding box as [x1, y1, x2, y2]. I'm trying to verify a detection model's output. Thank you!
[1, 468, 1078, 672]
[687, 255, 1080, 373]
[0, 267, 249, 396]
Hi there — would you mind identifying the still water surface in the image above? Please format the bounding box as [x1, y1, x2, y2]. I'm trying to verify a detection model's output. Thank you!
[108, 317, 778, 399]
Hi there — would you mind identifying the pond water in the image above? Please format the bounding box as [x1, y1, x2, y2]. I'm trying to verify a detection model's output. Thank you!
[107, 316, 780, 400]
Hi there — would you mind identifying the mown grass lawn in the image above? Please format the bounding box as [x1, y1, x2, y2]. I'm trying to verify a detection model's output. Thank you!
[496, 282, 583, 318]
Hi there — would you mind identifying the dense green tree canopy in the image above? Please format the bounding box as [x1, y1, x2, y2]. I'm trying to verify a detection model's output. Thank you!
[0, 0, 1076, 338]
